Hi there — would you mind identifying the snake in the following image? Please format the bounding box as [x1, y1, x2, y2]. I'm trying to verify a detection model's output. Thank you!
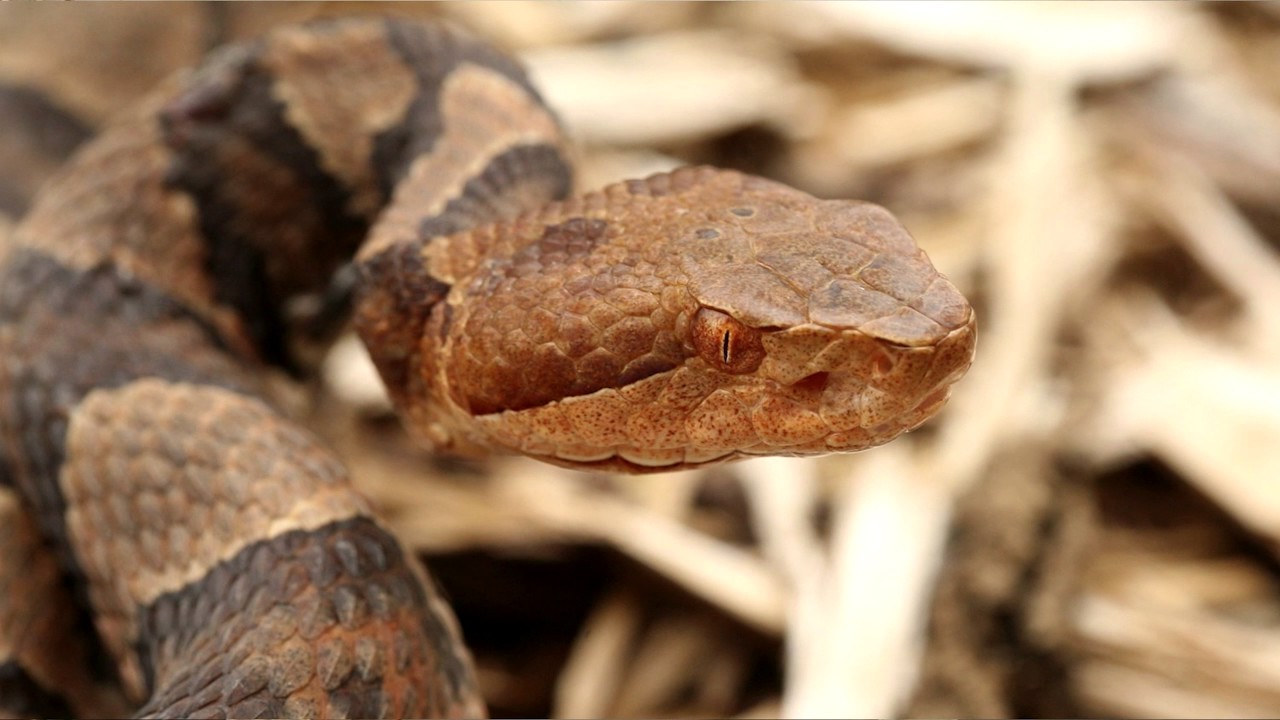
[0, 17, 975, 719]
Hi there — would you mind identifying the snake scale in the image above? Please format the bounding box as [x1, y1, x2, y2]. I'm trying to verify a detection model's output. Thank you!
[0, 17, 975, 719]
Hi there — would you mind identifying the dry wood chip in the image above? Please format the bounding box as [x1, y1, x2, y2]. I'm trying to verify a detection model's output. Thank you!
[442, 1, 696, 49]
[1074, 595, 1280, 717]
[1098, 328, 1280, 550]
[555, 590, 643, 718]
[826, 76, 1004, 168]
[1075, 660, 1280, 720]
[742, 1, 1194, 81]
[522, 31, 824, 146]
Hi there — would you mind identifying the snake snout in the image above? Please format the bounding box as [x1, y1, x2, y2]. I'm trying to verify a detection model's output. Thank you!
[860, 317, 976, 440]
[749, 315, 974, 454]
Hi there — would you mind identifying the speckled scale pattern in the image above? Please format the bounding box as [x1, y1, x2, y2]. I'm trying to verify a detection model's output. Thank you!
[133, 519, 477, 720]
[0, 250, 258, 568]
[59, 380, 477, 716]
[449, 214, 688, 415]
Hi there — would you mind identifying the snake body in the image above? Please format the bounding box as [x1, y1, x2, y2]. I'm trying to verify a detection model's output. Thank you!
[0, 18, 975, 718]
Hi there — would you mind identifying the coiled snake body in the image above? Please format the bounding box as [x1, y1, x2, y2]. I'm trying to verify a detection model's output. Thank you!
[0, 18, 974, 718]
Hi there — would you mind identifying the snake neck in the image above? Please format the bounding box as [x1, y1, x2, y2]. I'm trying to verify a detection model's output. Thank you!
[336, 21, 575, 451]
[150, 18, 572, 375]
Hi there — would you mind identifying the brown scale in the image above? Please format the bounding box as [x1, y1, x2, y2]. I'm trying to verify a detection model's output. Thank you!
[0, 15, 975, 720]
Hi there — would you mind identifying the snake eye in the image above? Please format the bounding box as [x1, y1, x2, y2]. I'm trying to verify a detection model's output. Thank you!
[691, 307, 765, 374]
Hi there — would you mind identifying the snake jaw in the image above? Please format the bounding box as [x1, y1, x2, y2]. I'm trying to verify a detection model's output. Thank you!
[470, 310, 974, 473]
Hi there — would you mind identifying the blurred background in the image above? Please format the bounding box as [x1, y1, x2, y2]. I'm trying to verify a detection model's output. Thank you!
[4, 2, 1280, 717]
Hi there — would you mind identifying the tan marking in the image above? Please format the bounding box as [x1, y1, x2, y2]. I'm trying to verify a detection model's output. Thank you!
[11, 102, 252, 354]
[59, 380, 385, 698]
[360, 63, 568, 263]
[262, 23, 419, 218]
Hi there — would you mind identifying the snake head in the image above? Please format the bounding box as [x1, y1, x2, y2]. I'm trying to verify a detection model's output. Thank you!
[670, 183, 977, 462]
[376, 167, 974, 471]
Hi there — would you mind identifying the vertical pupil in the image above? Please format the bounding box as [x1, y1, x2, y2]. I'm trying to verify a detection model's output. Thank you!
[721, 331, 732, 364]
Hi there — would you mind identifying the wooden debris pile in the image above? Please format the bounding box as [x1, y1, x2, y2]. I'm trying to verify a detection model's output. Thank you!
[4, 3, 1280, 717]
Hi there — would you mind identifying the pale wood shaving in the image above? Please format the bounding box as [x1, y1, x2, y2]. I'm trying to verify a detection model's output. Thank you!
[1075, 595, 1280, 715]
[1074, 660, 1280, 720]
[826, 77, 1004, 169]
[554, 590, 643, 718]
[522, 31, 823, 146]
[441, 1, 696, 50]
[790, 444, 954, 718]
[1100, 324, 1280, 548]
[747, 1, 1194, 82]
[1124, 149, 1280, 353]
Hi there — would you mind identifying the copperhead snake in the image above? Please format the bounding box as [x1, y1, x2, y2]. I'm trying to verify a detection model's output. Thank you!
[0, 17, 975, 719]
